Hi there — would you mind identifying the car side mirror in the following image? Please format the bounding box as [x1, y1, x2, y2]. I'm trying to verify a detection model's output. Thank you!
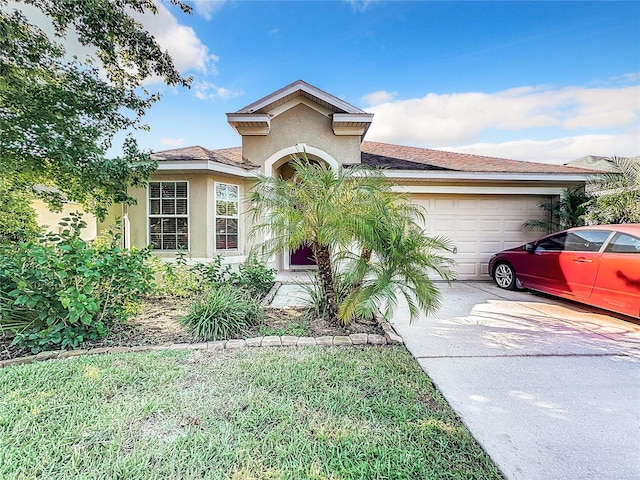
[524, 243, 535, 253]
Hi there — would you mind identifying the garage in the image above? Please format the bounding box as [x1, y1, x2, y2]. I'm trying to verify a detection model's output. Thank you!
[412, 194, 548, 279]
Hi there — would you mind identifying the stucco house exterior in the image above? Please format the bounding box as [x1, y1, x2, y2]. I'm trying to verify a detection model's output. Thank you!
[105, 80, 595, 280]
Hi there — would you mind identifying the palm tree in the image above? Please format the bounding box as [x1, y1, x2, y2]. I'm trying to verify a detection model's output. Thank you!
[523, 187, 589, 233]
[249, 157, 455, 325]
[584, 156, 640, 225]
[339, 213, 455, 324]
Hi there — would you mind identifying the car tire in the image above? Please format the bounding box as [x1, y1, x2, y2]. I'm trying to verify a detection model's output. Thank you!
[493, 262, 517, 290]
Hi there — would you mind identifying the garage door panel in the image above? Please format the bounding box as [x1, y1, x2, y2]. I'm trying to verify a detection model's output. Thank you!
[456, 262, 480, 277]
[456, 241, 479, 254]
[433, 219, 455, 230]
[480, 220, 501, 232]
[504, 219, 527, 232]
[412, 194, 548, 280]
[433, 198, 455, 210]
[481, 241, 501, 254]
[458, 219, 479, 231]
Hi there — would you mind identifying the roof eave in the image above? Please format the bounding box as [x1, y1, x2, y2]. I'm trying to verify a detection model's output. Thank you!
[226, 113, 271, 135]
[156, 160, 258, 178]
[354, 170, 593, 182]
[332, 113, 374, 136]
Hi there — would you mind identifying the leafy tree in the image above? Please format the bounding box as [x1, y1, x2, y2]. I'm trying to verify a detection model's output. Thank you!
[523, 187, 589, 233]
[583, 156, 640, 225]
[0, 0, 191, 219]
[0, 178, 41, 244]
[249, 158, 455, 325]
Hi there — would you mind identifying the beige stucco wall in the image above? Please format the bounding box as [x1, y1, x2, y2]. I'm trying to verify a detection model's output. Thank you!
[33, 199, 97, 240]
[242, 103, 362, 170]
[126, 173, 263, 264]
[97, 203, 124, 240]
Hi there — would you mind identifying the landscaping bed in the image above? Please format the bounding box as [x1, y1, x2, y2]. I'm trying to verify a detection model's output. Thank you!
[1, 295, 384, 361]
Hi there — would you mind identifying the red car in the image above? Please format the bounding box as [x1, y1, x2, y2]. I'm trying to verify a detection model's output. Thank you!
[488, 224, 640, 319]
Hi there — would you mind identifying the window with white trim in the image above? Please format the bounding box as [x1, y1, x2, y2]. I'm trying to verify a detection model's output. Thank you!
[215, 183, 239, 251]
[148, 181, 188, 250]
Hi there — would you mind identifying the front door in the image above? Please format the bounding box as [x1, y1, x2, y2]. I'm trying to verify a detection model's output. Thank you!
[290, 245, 315, 267]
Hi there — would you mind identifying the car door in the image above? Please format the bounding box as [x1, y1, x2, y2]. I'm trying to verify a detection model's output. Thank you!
[527, 230, 609, 297]
[590, 232, 640, 318]
[556, 230, 611, 298]
[523, 232, 568, 293]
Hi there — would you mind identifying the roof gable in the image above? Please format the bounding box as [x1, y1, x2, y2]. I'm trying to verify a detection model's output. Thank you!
[227, 80, 373, 137]
[234, 80, 367, 115]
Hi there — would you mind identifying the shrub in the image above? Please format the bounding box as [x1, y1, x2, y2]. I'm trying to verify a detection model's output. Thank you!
[148, 256, 202, 298]
[0, 180, 41, 245]
[180, 285, 263, 341]
[149, 254, 275, 299]
[0, 214, 153, 352]
[191, 255, 236, 286]
[235, 257, 276, 297]
[298, 269, 353, 322]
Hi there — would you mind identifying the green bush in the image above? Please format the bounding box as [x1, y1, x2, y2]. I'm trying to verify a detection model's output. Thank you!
[148, 256, 202, 298]
[235, 257, 276, 297]
[180, 285, 263, 341]
[0, 180, 42, 245]
[191, 254, 236, 286]
[0, 213, 153, 352]
[298, 269, 353, 322]
[149, 254, 274, 299]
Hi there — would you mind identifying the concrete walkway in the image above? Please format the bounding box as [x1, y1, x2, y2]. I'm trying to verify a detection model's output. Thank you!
[392, 281, 640, 480]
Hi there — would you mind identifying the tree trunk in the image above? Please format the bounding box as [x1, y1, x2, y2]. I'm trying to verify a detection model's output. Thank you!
[350, 247, 372, 292]
[311, 241, 340, 324]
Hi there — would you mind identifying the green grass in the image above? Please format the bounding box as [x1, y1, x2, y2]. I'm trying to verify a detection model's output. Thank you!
[257, 318, 309, 337]
[0, 348, 502, 479]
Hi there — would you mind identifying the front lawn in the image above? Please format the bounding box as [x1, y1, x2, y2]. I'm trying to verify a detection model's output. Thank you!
[0, 347, 502, 479]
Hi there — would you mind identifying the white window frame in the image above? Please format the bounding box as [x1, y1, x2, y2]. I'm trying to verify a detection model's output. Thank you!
[147, 180, 190, 251]
[214, 182, 240, 252]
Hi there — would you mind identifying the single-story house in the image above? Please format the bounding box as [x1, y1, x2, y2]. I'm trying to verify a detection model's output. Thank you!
[102, 80, 595, 280]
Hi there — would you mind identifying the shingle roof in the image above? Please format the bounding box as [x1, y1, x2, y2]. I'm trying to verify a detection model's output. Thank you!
[152, 142, 599, 175]
[360, 142, 597, 174]
[566, 155, 640, 172]
[151, 146, 255, 170]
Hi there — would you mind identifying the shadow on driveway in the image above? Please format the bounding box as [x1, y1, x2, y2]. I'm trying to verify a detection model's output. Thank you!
[392, 281, 640, 480]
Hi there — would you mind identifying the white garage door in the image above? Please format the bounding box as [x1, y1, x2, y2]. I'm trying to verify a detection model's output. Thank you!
[412, 194, 548, 280]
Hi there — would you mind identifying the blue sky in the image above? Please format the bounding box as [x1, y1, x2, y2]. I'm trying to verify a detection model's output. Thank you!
[17, 0, 640, 163]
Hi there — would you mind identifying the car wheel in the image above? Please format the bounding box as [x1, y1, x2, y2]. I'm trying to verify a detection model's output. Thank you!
[494, 262, 517, 290]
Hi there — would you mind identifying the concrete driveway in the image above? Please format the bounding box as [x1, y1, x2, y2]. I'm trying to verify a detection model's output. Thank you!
[391, 281, 640, 480]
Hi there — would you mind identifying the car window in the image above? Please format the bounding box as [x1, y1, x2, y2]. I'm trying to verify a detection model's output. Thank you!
[535, 233, 567, 251]
[605, 233, 640, 254]
[564, 230, 610, 252]
[535, 230, 610, 252]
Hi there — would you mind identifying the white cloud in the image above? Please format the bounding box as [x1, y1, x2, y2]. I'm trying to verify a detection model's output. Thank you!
[132, 3, 217, 76]
[361, 90, 398, 106]
[191, 1, 227, 21]
[346, 0, 375, 13]
[192, 81, 244, 101]
[591, 72, 640, 87]
[160, 138, 186, 148]
[365, 84, 640, 147]
[442, 126, 640, 165]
